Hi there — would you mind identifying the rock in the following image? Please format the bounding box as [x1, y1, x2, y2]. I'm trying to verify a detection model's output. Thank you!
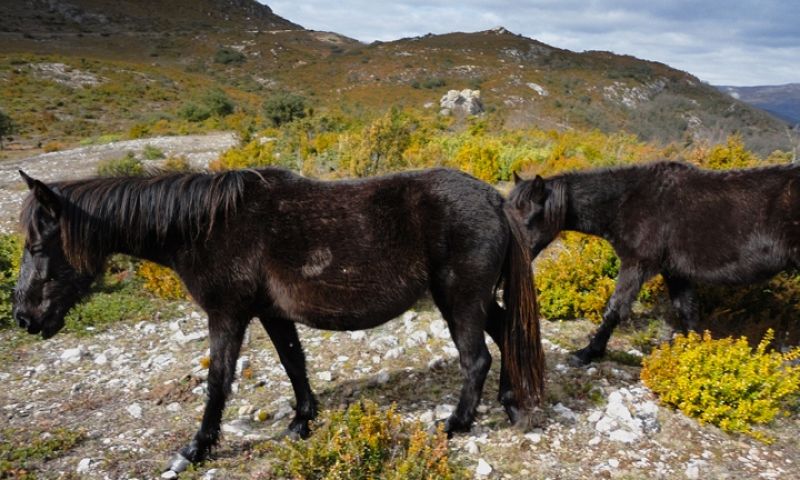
[376, 370, 390, 384]
[476, 458, 493, 476]
[524, 432, 541, 444]
[316, 371, 333, 382]
[419, 410, 434, 424]
[77, 458, 92, 473]
[553, 402, 577, 423]
[166, 402, 181, 412]
[465, 440, 480, 454]
[203, 469, 219, 480]
[435, 404, 455, 420]
[60, 347, 84, 363]
[406, 330, 429, 346]
[368, 335, 398, 350]
[439, 89, 484, 116]
[94, 353, 108, 365]
[527, 82, 548, 96]
[429, 319, 450, 339]
[587, 410, 603, 423]
[254, 409, 270, 422]
[127, 403, 142, 419]
[349, 331, 367, 341]
[588, 435, 602, 446]
[274, 402, 294, 420]
[609, 429, 638, 443]
[238, 405, 255, 418]
[608, 458, 620, 468]
[161, 471, 178, 479]
[384, 346, 405, 360]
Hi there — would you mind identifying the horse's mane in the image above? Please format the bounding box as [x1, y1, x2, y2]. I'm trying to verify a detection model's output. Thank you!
[21, 170, 252, 274]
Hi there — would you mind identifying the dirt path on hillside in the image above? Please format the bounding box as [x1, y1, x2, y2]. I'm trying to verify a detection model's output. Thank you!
[0, 132, 237, 233]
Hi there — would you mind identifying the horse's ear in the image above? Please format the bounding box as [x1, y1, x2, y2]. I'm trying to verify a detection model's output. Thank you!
[19, 170, 35, 189]
[21, 171, 61, 219]
[530, 175, 546, 198]
[513, 171, 523, 185]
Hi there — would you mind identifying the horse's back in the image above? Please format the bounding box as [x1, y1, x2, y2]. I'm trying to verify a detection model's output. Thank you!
[243, 168, 508, 328]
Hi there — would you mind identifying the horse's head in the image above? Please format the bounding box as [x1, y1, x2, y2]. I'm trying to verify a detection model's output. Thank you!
[507, 173, 566, 258]
[13, 171, 95, 339]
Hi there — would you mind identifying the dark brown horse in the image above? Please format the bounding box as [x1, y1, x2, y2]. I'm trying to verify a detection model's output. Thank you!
[13, 167, 544, 473]
[507, 160, 800, 365]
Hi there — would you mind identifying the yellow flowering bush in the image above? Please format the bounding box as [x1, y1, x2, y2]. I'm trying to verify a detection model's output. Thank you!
[641, 330, 800, 442]
[267, 400, 464, 480]
[136, 261, 187, 300]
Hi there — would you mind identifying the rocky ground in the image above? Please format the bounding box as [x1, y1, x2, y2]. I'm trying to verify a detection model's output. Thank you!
[1, 136, 798, 479]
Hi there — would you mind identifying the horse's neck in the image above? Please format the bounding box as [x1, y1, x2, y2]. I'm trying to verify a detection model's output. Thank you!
[564, 171, 626, 238]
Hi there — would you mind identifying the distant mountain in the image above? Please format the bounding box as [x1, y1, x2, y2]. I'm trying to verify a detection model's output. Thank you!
[0, 1, 797, 155]
[717, 84, 800, 126]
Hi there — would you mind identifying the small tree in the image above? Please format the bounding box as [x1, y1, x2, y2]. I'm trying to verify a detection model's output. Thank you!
[262, 92, 307, 127]
[0, 110, 16, 150]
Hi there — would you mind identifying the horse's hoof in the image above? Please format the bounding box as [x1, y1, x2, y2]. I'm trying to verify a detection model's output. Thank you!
[165, 453, 191, 475]
[503, 403, 523, 426]
[568, 347, 596, 366]
[288, 419, 312, 439]
[438, 415, 472, 438]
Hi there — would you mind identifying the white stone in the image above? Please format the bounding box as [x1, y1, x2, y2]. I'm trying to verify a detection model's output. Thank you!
[94, 354, 108, 365]
[609, 428, 639, 443]
[350, 331, 367, 341]
[475, 458, 493, 476]
[316, 371, 333, 382]
[588, 435, 602, 446]
[429, 319, 450, 339]
[434, 404, 455, 420]
[439, 89, 484, 116]
[236, 356, 250, 375]
[407, 330, 429, 346]
[553, 402, 577, 422]
[369, 335, 398, 350]
[595, 416, 616, 433]
[686, 464, 699, 480]
[376, 370, 390, 384]
[587, 410, 603, 423]
[384, 347, 405, 360]
[203, 469, 219, 480]
[77, 458, 92, 473]
[166, 402, 181, 412]
[161, 471, 178, 479]
[524, 432, 541, 444]
[465, 440, 480, 454]
[60, 347, 83, 363]
[608, 458, 620, 468]
[527, 82, 549, 96]
[419, 410, 434, 424]
[127, 403, 143, 419]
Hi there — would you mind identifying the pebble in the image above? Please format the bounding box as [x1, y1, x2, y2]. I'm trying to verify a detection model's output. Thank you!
[77, 457, 92, 473]
[435, 404, 455, 420]
[476, 458, 493, 476]
[349, 331, 367, 341]
[524, 432, 542, 444]
[126, 403, 142, 419]
[376, 370, 390, 384]
[166, 402, 181, 412]
[406, 329, 429, 346]
[94, 354, 108, 365]
[203, 469, 219, 480]
[60, 347, 84, 363]
[316, 371, 333, 382]
[419, 410, 434, 424]
[608, 458, 620, 468]
[465, 440, 480, 454]
[161, 470, 178, 479]
[384, 347, 405, 360]
[429, 319, 450, 339]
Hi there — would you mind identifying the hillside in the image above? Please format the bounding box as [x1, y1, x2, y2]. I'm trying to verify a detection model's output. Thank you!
[718, 83, 800, 126]
[0, 1, 796, 156]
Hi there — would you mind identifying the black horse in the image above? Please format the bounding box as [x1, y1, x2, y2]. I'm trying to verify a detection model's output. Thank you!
[13, 167, 544, 473]
[507, 160, 800, 365]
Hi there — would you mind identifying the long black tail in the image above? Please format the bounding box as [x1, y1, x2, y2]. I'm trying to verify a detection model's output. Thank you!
[501, 207, 545, 408]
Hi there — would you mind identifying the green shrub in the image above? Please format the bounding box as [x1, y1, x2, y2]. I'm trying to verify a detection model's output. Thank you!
[96, 151, 145, 176]
[1, 427, 84, 477]
[261, 400, 464, 480]
[162, 155, 192, 172]
[203, 88, 235, 117]
[641, 330, 800, 442]
[262, 92, 307, 127]
[142, 144, 165, 160]
[0, 234, 23, 329]
[178, 102, 211, 122]
[64, 280, 158, 335]
[214, 48, 246, 65]
[0, 109, 16, 149]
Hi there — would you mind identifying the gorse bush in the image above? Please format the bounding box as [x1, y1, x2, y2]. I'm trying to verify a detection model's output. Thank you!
[214, 48, 246, 65]
[264, 400, 464, 480]
[136, 261, 187, 300]
[96, 151, 145, 176]
[262, 92, 307, 127]
[641, 330, 800, 442]
[0, 234, 23, 329]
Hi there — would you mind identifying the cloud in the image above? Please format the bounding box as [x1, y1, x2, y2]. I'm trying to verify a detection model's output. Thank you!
[262, 1, 799, 85]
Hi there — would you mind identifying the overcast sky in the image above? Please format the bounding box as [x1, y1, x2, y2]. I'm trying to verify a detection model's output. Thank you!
[262, 1, 799, 87]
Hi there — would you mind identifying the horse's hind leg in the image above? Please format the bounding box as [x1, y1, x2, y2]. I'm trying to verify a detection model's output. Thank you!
[484, 301, 521, 425]
[433, 289, 492, 435]
[664, 274, 699, 334]
[170, 313, 249, 471]
[258, 316, 317, 438]
[572, 263, 647, 365]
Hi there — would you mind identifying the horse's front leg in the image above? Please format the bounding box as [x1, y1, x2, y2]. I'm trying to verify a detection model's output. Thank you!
[167, 313, 248, 473]
[664, 274, 700, 334]
[572, 263, 647, 365]
[259, 316, 317, 439]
